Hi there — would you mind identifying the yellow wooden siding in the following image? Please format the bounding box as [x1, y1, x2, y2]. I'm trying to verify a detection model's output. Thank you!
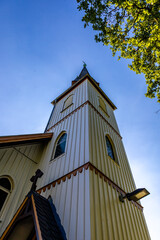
[0, 76, 150, 239]
[63, 94, 73, 110]
[40, 170, 90, 240]
[88, 105, 136, 193]
[0, 144, 43, 235]
[99, 97, 108, 114]
[87, 81, 120, 134]
[90, 170, 151, 240]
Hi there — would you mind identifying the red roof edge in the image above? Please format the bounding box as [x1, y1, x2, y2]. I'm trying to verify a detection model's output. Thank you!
[0, 133, 53, 147]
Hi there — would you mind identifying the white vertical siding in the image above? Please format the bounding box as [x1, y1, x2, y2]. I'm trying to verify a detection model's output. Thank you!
[38, 104, 90, 188]
[0, 76, 150, 240]
[47, 80, 88, 130]
[40, 170, 90, 240]
[38, 77, 150, 239]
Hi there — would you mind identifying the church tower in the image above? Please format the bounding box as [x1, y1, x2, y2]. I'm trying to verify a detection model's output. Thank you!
[0, 66, 150, 239]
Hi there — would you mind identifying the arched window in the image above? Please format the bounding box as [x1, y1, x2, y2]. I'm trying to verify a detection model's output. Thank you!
[105, 136, 117, 162]
[54, 133, 67, 159]
[63, 95, 73, 110]
[99, 97, 109, 116]
[0, 177, 12, 212]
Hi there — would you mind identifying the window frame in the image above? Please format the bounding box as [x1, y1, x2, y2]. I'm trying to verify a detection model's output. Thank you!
[0, 176, 13, 215]
[51, 132, 67, 161]
[98, 97, 109, 117]
[62, 94, 74, 112]
[105, 135, 119, 165]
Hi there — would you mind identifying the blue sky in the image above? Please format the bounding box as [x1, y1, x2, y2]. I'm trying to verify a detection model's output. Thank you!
[0, 1, 159, 238]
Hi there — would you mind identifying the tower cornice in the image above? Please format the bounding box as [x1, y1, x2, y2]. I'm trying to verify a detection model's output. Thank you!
[51, 73, 117, 110]
[36, 162, 143, 211]
[47, 100, 121, 139]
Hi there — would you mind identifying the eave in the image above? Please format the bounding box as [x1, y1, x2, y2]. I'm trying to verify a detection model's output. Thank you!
[0, 133, 53, 148]
[51, 73, 117, 110]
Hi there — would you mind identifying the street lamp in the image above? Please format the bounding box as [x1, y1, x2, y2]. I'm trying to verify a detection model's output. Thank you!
[119, 188, 150, 203]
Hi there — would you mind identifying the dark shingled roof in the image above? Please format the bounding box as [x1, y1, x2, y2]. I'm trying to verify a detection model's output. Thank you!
[74, 66, 89, 82]
[78, 66, 89, 79]
[32, 192, 66, 240]
[1, 191, 66, 240]
[73, 66, 99, 86]
[52, 65, 116, 110]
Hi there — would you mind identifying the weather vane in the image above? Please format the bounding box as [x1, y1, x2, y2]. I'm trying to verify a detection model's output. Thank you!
[83, 61, 87, 68]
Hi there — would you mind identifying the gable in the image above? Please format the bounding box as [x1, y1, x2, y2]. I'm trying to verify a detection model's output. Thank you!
[1, 192, 66, 240]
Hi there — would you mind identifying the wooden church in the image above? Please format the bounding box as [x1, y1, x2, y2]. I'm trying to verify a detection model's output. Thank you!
[0, 66, 151, 239]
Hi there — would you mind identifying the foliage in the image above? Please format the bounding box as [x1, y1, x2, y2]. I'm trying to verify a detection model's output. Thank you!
[77, 0, 160, 101]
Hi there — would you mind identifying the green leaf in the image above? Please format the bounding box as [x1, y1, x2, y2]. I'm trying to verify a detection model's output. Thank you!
[77, 0, 160, 102]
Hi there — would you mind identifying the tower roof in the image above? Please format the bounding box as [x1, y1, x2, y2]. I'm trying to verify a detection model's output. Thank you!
[72, 64, 99, 86]
[74, 65, 90, 82]
[79, 65, 89, 78]
[52, 66, 117, 110]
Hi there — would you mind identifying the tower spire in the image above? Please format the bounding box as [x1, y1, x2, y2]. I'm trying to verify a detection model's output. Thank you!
[72, 63, 89, 85]
[71, 63, 100, 86]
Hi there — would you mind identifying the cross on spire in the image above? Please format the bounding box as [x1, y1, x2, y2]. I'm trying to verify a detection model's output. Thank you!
[30, 169, 43, 191]
[83, 61, 87, 68]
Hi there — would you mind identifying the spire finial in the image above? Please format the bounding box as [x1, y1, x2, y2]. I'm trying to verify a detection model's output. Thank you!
[83, 61, 87, 68]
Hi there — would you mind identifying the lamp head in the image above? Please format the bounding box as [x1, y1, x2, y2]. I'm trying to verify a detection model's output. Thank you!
[119, 188, 150, 203]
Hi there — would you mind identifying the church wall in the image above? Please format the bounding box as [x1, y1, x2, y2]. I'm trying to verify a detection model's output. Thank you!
[89, 170, 151, 240]
[0, 73, 151, 239]
[87, 80, 120, 134]
[40, 77, 136, 193]
[88, 103, 136, 193]
[0, 144, 43, 235]
[40, 169, 91, 240]
[37, 103, 90, 188]
[46, 80, 88, 131]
